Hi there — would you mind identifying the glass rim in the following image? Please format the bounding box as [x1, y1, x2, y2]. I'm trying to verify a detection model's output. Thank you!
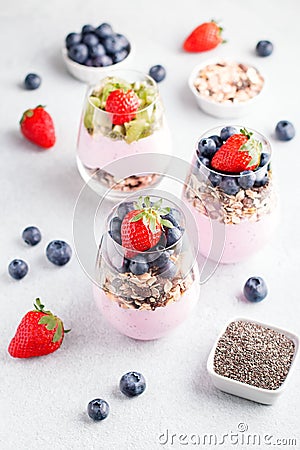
[86, 69, 160, 116]
[195, 125, 272, 178]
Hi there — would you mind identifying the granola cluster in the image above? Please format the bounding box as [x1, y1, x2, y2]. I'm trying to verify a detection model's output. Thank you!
[193, 61, 264, 104]
[185, 170, 274, 225]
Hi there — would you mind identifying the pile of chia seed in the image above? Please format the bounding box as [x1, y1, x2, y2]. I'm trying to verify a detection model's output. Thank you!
[214, 320, 295, 390]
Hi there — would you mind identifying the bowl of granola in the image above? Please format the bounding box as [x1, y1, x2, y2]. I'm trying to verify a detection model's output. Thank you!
[188, 59, 265, 118]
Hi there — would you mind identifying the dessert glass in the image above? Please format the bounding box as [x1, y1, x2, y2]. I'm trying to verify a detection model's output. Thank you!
[76, 69, 172, 196]
[93, 195, 200, 340]
[182, 126, 276, 263]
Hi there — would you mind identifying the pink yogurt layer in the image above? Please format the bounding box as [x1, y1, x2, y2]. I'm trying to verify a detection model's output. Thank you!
[93, 280, 200, 340]
[77, 122, 172, 169]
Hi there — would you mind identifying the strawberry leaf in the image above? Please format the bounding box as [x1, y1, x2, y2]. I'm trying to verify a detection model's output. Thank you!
[153, 199, 163, 210]
[144, 196, 151, 208]
[160, 219, 174, 228]
[53, 321, 63, 343]
[149, 216, 157, 233]
[130, 212, 143, 223]
[159, 207, 171, 215]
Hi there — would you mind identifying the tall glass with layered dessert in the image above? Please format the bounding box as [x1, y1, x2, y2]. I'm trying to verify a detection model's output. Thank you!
[93, 195, 200, 340]
[77, 70, 172, 196]
[183, 126, 276, 263]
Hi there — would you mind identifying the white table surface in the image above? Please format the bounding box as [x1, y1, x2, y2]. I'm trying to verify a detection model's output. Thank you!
[1, 1, 300, 449]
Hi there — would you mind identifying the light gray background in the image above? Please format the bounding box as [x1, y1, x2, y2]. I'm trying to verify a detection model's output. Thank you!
[1, 1, 299, 449]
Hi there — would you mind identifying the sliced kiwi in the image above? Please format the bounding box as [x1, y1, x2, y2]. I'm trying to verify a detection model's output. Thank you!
[125, 119, 150, 144]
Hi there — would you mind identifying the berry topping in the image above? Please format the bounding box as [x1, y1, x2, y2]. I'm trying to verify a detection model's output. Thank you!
[46, 240, 72, 266]
[209, 172, 222, 187]
[198, 137, 217, 158]
[20, 105, 56, 149]
[275, 120, 295, 141]
[8, 259, 29, 280]
[259, 152, 270, 167]
[24, 73, 41, 90]
[87, 399, 110, 421]
[220, 126, 237, 142]
[209, 135, 223, 148]
[166, 227, 182, 247]
[219, 177, 240, 195]
[256, 40, 273, 57]
[238, 170, 256, 189]
[8, 298, 69, 358]
[211, 128, 262, 173]
[183, 20, 224, 52]
[244, 277, 268, 302]
[119, 371, 146, 397]
[105, 89, 140, 125]
[22, 226, 42, 246]
[117, 201, 135, 220]
[120, 197, 173, 253]
[149, 65, 166, 83]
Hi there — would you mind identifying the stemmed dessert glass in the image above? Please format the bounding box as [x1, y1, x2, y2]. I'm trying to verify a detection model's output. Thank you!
[93, 193, 200, 340]
[182, 126, 277, 263]
[76, 69, 172, 197]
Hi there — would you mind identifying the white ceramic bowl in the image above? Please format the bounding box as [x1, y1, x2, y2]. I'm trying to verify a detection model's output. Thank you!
[188, 59, 265, 119]
[62, 44, 134, 84]
[207, 317, 299, 405]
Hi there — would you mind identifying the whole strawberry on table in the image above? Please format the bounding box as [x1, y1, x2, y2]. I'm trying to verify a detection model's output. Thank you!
[183, 20, 225, 52]
[20, 105, 56, 149]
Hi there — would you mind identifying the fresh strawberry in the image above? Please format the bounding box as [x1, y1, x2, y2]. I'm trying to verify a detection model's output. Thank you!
[183, 20, 224, 52]
[105, 89, 140, 125]
[20, 105, 56, 149]
[211, 128, 262, 173]
[121, 196, 173, 253]
[8, 298, 69, 358]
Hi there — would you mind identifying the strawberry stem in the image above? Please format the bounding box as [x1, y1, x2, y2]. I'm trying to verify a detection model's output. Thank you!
[130, 196, 174, 232]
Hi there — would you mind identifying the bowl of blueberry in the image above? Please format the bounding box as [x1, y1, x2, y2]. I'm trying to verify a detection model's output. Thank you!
[63, 22, 133, 83]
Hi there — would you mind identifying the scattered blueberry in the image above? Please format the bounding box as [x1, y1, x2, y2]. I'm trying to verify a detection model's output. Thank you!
[256, 40, 273, 57]
[166, 227, 182, 247]
[198, 138, 217, 158]
[95, 23, 114, 39]
[92, 54, 113, 67]
[46, 240, 72, 266]
[219, 177, 240, 195]
[254, 173, 269, 187]
[24, 73, 41, 90]
[129, 259, 149, 275]
[117, 202, 135, 220]
[82, 24, 95, 35]
[103, 35, 124, 54]
[158, 260, 177, 278]
[119, 371, 146, 397]
[209, 172, 222, 187]
[22, 226, 42, 246]
[82, 33, 99, 48]
[112, 49, 129, 64]
[259, 152, 270, 167]
[275, 120, 295, 141]
[238, 170, 256, 189]
[8, 259, 28, 280]
[65, 32, 82, 49]
[244, 276, 268, 302]
[220, 126, 237, 142]
[209, 135, 223, 148]
[149, 65, 166, 83]
[68, 44, 89, 64]
[87, 399, 109, 421]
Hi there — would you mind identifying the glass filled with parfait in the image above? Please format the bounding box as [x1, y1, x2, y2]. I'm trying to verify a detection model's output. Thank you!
[77, 70, 172, 196]
[183, 126, 276, 263]
[93, 195, 200, 340]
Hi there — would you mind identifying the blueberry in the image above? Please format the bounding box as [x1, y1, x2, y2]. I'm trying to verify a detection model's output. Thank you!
[95, 23, 114, 39]
[82, 33, 99, 48]
[219, 177, 240, 195]
[65, 32, 81, 49]
[209, 172, 222, 187]
[46, 240, 72, 266]
[103, 35, 125, 54]
[198, 138, 217, 158]
[198, 156, 210, 167]
[82, 24, 95, 35]
[166, 227, 182, 247]
[254, 173, 269, 187]
[117, 202, 135, 220]
[244, 276, 268, 302]
[88, 43, 106, 59]
[153, 251, 170, 268]
[109, 229, 122, 245]
[68, 44, 88, 64]
[256, 40, 273, 57]
[119, 371, 146, 397]
[208, 135, 223, 148]
[259, 152, 270, 167]
[116, 34, 130, 49]
[112, 49, 129, 64]
[87, 399, 109, 421]
[161, 213, 179, 228]
[110, 217, 122, 234]
[85, 59, 93, 67]
[275, 120, 295, 141]
[92, 54, 113, 67]
[22, 226, 42, 246]
[111, 255, 129, 273]
[157, 260, 177, 278]
[238, 170, 256, 189]
[220, 126, 237, 142]
[129, 259, 149, 275]
[8, 259, 28, 280]
[149, 65, 166, 83]
[24, 73, 41, 90]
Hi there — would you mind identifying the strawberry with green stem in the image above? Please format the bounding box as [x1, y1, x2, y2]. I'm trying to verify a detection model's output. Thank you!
[8, 298, 70, 358]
